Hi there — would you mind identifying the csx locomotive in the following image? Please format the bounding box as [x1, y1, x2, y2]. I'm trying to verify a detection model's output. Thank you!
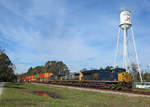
[48, 67, 132, 90]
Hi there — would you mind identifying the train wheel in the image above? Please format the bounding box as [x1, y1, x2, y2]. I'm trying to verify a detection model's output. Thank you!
[111, 85, 116, 90]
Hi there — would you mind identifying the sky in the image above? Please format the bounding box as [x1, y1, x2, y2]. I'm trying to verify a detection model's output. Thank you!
[0, 0, 150, 73]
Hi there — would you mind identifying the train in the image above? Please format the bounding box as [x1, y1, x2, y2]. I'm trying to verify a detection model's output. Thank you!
[18, 67, 132, 90]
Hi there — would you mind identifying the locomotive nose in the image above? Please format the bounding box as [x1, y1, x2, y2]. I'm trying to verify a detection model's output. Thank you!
[118, 72, 131, 83]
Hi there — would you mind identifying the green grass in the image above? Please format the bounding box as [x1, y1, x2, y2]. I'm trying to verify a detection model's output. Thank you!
[133, 88, 150, 92]
[0, 83, 150, 107]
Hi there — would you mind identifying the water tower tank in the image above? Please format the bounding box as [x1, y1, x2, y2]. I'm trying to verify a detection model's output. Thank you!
[119, 10, 132, 29]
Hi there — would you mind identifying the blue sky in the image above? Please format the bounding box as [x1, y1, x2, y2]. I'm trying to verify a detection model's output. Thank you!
[0, 0, 150, 73]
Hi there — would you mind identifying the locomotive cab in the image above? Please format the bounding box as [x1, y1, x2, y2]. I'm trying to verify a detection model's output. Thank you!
[113, 68, 131, 83]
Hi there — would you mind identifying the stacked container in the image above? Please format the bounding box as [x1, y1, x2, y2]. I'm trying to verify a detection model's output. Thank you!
[44, 73, 53, 83]
[36, 74, 40, 82]
[31, 75, 34, 79]
[19, 72, 53, 83]
[25, 76, 29, 82]
[40, 73, 44, 82]
[29, 76, 33, 82]
[32, 74, 37, 82]
[40, 78, 44, 82]
[37, 74, 40, 79]
[31, 75, 36, 81]
[34, 74, 37, 79]
[23, 77, 26, 82]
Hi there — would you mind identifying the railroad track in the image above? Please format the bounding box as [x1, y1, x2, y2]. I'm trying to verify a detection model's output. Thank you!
[117, 90, 150, 96]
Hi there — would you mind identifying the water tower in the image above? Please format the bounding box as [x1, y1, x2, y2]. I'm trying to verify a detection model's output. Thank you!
[114, 9, 143, 82]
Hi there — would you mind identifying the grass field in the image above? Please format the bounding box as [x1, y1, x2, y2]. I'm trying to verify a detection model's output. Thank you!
[133, 87, 150, 92]
[0, 83, 150, 107]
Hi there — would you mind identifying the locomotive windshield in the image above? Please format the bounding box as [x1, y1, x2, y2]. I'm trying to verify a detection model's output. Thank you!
[112, 68, 126, 73]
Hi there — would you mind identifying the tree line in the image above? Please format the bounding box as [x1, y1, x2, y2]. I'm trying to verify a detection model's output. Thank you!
[0, 47, 17, 82]
[131, 63, 150, 82]
[18, 61, 70, 78]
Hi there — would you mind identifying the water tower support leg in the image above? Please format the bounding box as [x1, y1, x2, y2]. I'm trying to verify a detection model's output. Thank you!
[114, 28, 121, 68]
[123, 29, 128, 72]
[131, 27, 143, 82]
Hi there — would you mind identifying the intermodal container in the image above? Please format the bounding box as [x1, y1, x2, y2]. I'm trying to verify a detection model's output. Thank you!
[31, 78, 36, 81]
[23, 77, 25, 81]
[44, 77, 49, 83]
[44, 73, 53, 78]
[34, 74, 37, 79]
[25, 76, 29, 82]
[44, 73, 48, 78]
[49, 73, 53, 77]
[40, 73, 44, 78]
[37, 74, 40, 79]
[29, 76, 32, 81]
[36, 78, 40, 82]
[31, 75, 34, 79]
[40, 78, 44, 82]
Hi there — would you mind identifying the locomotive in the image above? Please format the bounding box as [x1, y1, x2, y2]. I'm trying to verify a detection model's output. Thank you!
[48, 67, 132, 90]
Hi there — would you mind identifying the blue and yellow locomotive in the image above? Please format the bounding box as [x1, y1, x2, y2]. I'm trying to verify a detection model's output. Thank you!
[80, 68, 132, 90]
[48, 67, 132, 90]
